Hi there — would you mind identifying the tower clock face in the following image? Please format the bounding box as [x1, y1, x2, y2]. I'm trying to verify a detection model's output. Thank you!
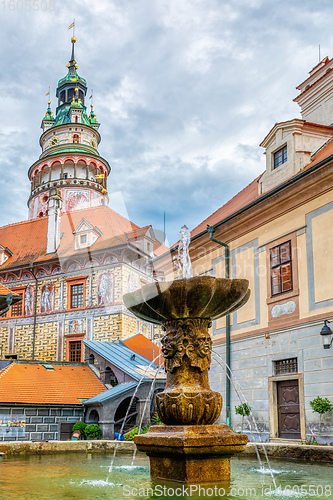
[49, 136, 60, 147]
[90, 138, 97, 149]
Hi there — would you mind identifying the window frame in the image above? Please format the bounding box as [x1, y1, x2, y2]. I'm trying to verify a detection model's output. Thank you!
[66, 276, 88, 311]
[273, 145, 287, 169]
[270, 240, 293, 296]
[7, 287, 25, 318]
[65, 333, 85, 362]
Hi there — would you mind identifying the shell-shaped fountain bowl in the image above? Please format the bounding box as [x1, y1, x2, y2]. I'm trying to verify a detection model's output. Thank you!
[123, 276, 250, 324]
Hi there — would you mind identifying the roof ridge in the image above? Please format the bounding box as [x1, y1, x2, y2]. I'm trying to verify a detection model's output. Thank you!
[0, 217, 45, 231]
[0, 362, 15, 379]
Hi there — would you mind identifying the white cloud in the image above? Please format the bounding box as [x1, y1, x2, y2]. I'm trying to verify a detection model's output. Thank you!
[1, 0, 333, 243]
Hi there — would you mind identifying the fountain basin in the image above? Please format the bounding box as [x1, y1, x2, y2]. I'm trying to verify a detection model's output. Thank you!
[123, 276, 250, 324]
[135, 424, 248, 483]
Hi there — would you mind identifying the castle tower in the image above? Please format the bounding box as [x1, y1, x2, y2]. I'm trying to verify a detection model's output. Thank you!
[27, 37, 110, 219]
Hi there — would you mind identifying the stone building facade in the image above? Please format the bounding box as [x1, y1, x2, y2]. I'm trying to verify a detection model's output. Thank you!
[157, 56, 333, 443]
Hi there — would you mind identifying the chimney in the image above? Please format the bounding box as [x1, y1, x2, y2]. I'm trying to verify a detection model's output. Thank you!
[46, 187, 62, 254]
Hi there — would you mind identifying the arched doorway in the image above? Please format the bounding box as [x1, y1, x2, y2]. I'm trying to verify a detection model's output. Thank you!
[105, 366, 118, 387]
[114, 397, 138, 434]
[88, 409, 99, 424]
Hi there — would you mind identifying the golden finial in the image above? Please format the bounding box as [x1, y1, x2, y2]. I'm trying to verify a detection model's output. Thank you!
[71, 36, 76, 43]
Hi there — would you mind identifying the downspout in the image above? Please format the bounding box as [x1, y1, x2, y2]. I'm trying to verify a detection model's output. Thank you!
[207, 225, 231, 427]
[30, 264, 38, 361]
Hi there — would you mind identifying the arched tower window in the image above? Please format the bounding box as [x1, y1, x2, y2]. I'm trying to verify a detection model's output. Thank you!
[75, 116, 78, 123]
[73, 134, 80, 144]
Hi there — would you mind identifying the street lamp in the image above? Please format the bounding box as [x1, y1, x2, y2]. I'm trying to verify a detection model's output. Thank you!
[320, 320, 333, 349]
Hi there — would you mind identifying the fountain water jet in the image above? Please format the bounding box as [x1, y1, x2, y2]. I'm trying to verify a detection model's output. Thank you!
[123, 227, 251, 483]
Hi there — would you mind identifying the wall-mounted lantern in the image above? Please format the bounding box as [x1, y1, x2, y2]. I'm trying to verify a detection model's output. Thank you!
[320, 320, 333, 349]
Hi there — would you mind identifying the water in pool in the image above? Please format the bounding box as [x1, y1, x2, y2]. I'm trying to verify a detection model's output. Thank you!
[0, 452, 332, 499]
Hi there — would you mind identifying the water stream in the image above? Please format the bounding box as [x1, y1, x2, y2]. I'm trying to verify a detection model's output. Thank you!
[212, 350, 278, 489]
[107, 352, 163, 478]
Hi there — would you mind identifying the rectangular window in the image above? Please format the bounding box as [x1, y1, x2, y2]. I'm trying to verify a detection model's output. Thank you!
[69, 340, 82, 362]
[274, 358, 298, 375]
[70, 283, 84, 309]
[270, 241, 292, 295]
[10, 292, 24, 317]
[274, 145, 287, 169]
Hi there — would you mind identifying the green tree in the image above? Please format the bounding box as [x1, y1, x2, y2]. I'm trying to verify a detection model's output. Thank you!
[309, 397, 333, 435]
[235, 403, 252, 432]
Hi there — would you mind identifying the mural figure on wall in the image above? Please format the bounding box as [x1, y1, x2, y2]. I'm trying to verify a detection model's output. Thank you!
[40, 283, 55, 313]
[68, 318, 83, 334]
[97, 272, 113, 305]
[24, 285, 34, 316]
[128, 273, 136, 293]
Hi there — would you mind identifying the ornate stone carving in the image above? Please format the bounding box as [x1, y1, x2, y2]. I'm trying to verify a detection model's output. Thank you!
[161, 318, 212, 373]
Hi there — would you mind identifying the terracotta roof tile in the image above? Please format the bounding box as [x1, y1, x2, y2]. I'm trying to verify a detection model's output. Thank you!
[0, 206, 167, 268]
[0, 363, 105, 405]
[0, 283, 20, 296]
[122, 333, 163, 365]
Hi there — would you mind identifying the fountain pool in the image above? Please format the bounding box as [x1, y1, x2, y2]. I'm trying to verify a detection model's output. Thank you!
[0, 452, 332, 499]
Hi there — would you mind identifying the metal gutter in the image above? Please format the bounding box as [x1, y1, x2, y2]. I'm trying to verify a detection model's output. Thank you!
[207, 226, 231, 427]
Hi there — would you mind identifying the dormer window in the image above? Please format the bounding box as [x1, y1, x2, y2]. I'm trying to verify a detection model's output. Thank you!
[274, 145, 287, 169]
[73, 219, 102, 250]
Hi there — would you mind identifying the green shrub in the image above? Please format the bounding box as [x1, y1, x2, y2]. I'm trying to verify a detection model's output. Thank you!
[309, 397, 333, 414]
[72, 422, 87, 435]
[84, 424, 102, 439]
[235, 403, 252, 417]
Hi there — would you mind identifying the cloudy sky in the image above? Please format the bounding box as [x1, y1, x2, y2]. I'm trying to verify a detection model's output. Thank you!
[0, 0, 332, 245]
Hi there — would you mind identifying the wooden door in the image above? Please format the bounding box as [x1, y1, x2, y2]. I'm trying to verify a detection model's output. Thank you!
[277, 379, 301, 439]
[60, 422, 73, 441]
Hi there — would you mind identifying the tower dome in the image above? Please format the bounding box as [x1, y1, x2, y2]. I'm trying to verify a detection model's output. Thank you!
[28, 38, 110, 219]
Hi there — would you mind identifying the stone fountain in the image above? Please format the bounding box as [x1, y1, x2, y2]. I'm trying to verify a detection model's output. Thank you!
[123, 226, 250, 483]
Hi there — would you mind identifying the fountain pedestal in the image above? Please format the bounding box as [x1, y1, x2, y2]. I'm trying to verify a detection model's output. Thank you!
[124, 275, 251, 484]
[135, 424, 248, 483]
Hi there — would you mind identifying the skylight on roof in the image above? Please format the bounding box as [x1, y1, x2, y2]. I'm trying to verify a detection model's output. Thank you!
[43, 364, 55, 371]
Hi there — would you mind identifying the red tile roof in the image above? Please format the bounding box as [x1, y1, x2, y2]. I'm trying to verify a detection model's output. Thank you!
[122, 333, 163, 365]
[0, 206, 167, 268]
[0, 363, 106, 405]
[191, 175, 262, 238]
[304, 137, 333, 168]
[0, 283, 20, 297]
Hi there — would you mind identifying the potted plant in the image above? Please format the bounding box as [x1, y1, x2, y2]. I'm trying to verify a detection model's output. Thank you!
[235, 403, 252, 432]
[309, 396, 333, 436]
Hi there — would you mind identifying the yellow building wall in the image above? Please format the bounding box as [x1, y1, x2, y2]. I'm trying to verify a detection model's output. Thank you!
[189, 189, 333, 338]
[312, 210, 333, 303]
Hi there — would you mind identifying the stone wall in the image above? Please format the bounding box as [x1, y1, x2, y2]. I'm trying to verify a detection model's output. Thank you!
[0, 405, 84, 442]
[211, 320, 333, 443]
